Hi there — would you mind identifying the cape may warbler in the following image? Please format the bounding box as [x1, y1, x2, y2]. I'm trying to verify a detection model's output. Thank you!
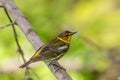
[19, 30, 76, 68]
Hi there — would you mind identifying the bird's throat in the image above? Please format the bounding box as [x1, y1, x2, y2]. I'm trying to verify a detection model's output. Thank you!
[57, 37, 70, 44]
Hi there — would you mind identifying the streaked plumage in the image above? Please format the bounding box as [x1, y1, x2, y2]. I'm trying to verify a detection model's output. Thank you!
[19, 30, 76, 68]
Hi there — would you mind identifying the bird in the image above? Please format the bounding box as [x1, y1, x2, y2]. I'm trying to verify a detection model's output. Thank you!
[19, 30, 76, 68]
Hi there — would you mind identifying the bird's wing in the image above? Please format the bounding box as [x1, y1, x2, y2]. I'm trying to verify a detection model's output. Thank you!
[29, 44, 46, 61]
[29, 43, 59, 61]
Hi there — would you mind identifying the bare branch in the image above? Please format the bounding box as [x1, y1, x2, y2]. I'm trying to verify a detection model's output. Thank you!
[1, 5, 38, 80]
[0, 0, 72, 80]
[0, 22, 15, 29]
[2, 3, 27, 66]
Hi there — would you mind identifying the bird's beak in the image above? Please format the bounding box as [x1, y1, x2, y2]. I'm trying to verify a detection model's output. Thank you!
[72, 32, 77, 35]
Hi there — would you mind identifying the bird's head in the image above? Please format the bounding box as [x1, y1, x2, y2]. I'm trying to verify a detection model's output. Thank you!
[57, 30, 76, 43]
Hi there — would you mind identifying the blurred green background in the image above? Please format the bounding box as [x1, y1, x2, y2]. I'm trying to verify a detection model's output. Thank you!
[0, 0, 120, 80]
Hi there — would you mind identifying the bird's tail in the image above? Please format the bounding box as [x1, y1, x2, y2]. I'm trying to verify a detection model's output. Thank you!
[19, 60, 32, 68]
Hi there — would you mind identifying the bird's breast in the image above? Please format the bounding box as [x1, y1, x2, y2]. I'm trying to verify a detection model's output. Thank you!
[56, 44, 69, 53]
[58, 45, 68, 51]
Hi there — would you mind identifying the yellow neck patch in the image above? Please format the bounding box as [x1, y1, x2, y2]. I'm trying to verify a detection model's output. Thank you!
[57, 37, 70, 44]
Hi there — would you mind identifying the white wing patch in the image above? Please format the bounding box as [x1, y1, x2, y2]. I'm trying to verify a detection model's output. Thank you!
[58, 45, 68, 50]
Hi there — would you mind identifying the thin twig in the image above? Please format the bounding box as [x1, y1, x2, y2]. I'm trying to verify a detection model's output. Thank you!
[78, 34, 105, 51]
[2, 3, 23, 57]
[2, 6, 40, 80]
[0, 5, 3, 7]
[3, 6, 26, 61]
[0, 22, 15, 29]
[30, 68, 41, 80]
[78, 33, 109, 57]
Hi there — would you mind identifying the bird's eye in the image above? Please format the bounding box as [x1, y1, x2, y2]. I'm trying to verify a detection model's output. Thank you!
[65, 34, 69, 36]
